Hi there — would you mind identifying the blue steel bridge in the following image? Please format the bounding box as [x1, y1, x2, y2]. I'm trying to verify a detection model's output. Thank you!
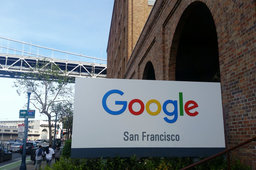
[0, 36, 107, 80]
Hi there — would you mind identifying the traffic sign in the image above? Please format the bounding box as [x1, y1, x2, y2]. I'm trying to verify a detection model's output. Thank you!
[19, 110, 35, 118]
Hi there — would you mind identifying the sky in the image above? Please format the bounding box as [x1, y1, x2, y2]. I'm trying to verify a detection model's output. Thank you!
[0, 0, 114, 121]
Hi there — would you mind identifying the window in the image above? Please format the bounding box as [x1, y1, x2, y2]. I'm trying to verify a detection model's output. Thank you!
[148, 0, 155, 6]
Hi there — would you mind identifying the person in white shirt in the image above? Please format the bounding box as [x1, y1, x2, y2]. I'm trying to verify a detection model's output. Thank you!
[44, 144, 55, 166]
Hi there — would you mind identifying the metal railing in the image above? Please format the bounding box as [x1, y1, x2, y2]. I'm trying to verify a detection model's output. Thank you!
[181, 136, 256, 170]
[0, 36, 107, 78]
[0, 36, 106, 64]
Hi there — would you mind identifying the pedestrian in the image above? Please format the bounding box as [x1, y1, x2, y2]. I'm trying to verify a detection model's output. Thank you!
[44, 144, 55, 167]
[54, 145, 61, 162]
[35, 145, 43, 170]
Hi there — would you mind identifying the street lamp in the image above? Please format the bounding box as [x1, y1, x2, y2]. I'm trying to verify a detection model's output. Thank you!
[20, 87, 32, 170]
[53, 113, 58, 149]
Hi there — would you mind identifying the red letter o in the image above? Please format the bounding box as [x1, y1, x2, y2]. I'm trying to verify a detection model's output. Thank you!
[128, 99, 144, 115]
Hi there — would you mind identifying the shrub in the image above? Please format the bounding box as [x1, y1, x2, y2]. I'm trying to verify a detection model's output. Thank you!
[62, 139, 71, 158]
[47, 154, 251, 170]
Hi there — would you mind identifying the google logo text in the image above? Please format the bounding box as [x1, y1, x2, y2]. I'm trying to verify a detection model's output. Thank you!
[102, 89, 199, 124]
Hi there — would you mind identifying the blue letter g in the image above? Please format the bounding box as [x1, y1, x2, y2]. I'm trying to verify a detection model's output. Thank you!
[102, 89, 127, 115]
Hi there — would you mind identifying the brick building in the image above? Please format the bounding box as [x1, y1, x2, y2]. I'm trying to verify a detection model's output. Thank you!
[107, 0, 154, 78]
[107, 0, 256, 168]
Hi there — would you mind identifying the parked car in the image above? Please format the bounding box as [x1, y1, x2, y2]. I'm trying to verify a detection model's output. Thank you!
[35, 139, 48, 147]
[10, 142, 22, 153]
[0, 143, 12, 162]
[19, 142, 36, 154]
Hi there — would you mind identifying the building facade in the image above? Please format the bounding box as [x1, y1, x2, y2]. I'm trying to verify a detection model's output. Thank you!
[107, 0, 256, 168]
[0, 120, 62, 141]
[107, 0, 154, 78]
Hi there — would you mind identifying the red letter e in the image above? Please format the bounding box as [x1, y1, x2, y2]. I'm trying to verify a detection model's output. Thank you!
[184, 100, 199, 116]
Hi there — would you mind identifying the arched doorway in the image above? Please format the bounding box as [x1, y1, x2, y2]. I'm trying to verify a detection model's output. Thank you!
[172, 2, 220, 82]
[143, 61, 156, 80]
[41, 129, 48, 140]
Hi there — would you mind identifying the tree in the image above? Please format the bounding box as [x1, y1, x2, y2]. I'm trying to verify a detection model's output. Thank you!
[52, 102, 73, 140]
[14, 63, 73, 144]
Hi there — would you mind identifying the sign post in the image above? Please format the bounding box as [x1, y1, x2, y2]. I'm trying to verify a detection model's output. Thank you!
[19, 110, 35, 119]
[20, 89, 33, 170]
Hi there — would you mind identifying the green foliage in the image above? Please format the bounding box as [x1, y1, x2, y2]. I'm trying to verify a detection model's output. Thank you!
[52, 102, 73, 139]
[62, 139, 72, 158]
[47, 155, 251, 170]
[230, 159, 251, 170]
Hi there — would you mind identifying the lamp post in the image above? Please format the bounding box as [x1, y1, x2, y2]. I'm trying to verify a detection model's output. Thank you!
[20, 88, 32, 170]
[53, 113, 57, 149]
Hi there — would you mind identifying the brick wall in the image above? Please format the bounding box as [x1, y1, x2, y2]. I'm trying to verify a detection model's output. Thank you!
[107, 0, 256, 168]
[107, 0, 153, 78]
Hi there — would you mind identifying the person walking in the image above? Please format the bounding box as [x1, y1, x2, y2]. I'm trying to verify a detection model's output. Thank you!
[54, 146, 61, 162]
[35, 145, 43, 170]
[44, 144, 55, 167]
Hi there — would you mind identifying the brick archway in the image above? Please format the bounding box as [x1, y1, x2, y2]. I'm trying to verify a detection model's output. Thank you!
[170, 1, 220, 82]
[143, 61, 156, 80]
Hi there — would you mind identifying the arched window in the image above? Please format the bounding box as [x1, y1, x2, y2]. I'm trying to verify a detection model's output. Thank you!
[143, 61, 156, 80]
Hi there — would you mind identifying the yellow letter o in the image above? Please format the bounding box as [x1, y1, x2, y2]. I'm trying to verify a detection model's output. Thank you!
[146, 99, 161, 116]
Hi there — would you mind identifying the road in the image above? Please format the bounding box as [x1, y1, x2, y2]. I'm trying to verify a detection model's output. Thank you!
[0, 152, 30, 168]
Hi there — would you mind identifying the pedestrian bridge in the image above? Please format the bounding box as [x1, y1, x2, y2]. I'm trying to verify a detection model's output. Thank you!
[0, 36, 107, 79]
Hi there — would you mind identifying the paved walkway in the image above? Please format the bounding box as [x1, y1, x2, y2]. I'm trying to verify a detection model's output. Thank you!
[13, 161, 47, 170]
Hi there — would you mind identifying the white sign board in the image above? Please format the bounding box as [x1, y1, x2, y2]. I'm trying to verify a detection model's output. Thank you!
[18, 124, 25, 139]
[72, 78, 225, 158]
[18, 124, 24, 133]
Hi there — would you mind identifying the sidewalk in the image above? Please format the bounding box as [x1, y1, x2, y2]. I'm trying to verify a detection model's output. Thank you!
[14, 161, 45, 170]
[6, 159, 54, 170]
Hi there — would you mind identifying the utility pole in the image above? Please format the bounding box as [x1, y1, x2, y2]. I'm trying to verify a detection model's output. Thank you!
[20, 88, 32, 170]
